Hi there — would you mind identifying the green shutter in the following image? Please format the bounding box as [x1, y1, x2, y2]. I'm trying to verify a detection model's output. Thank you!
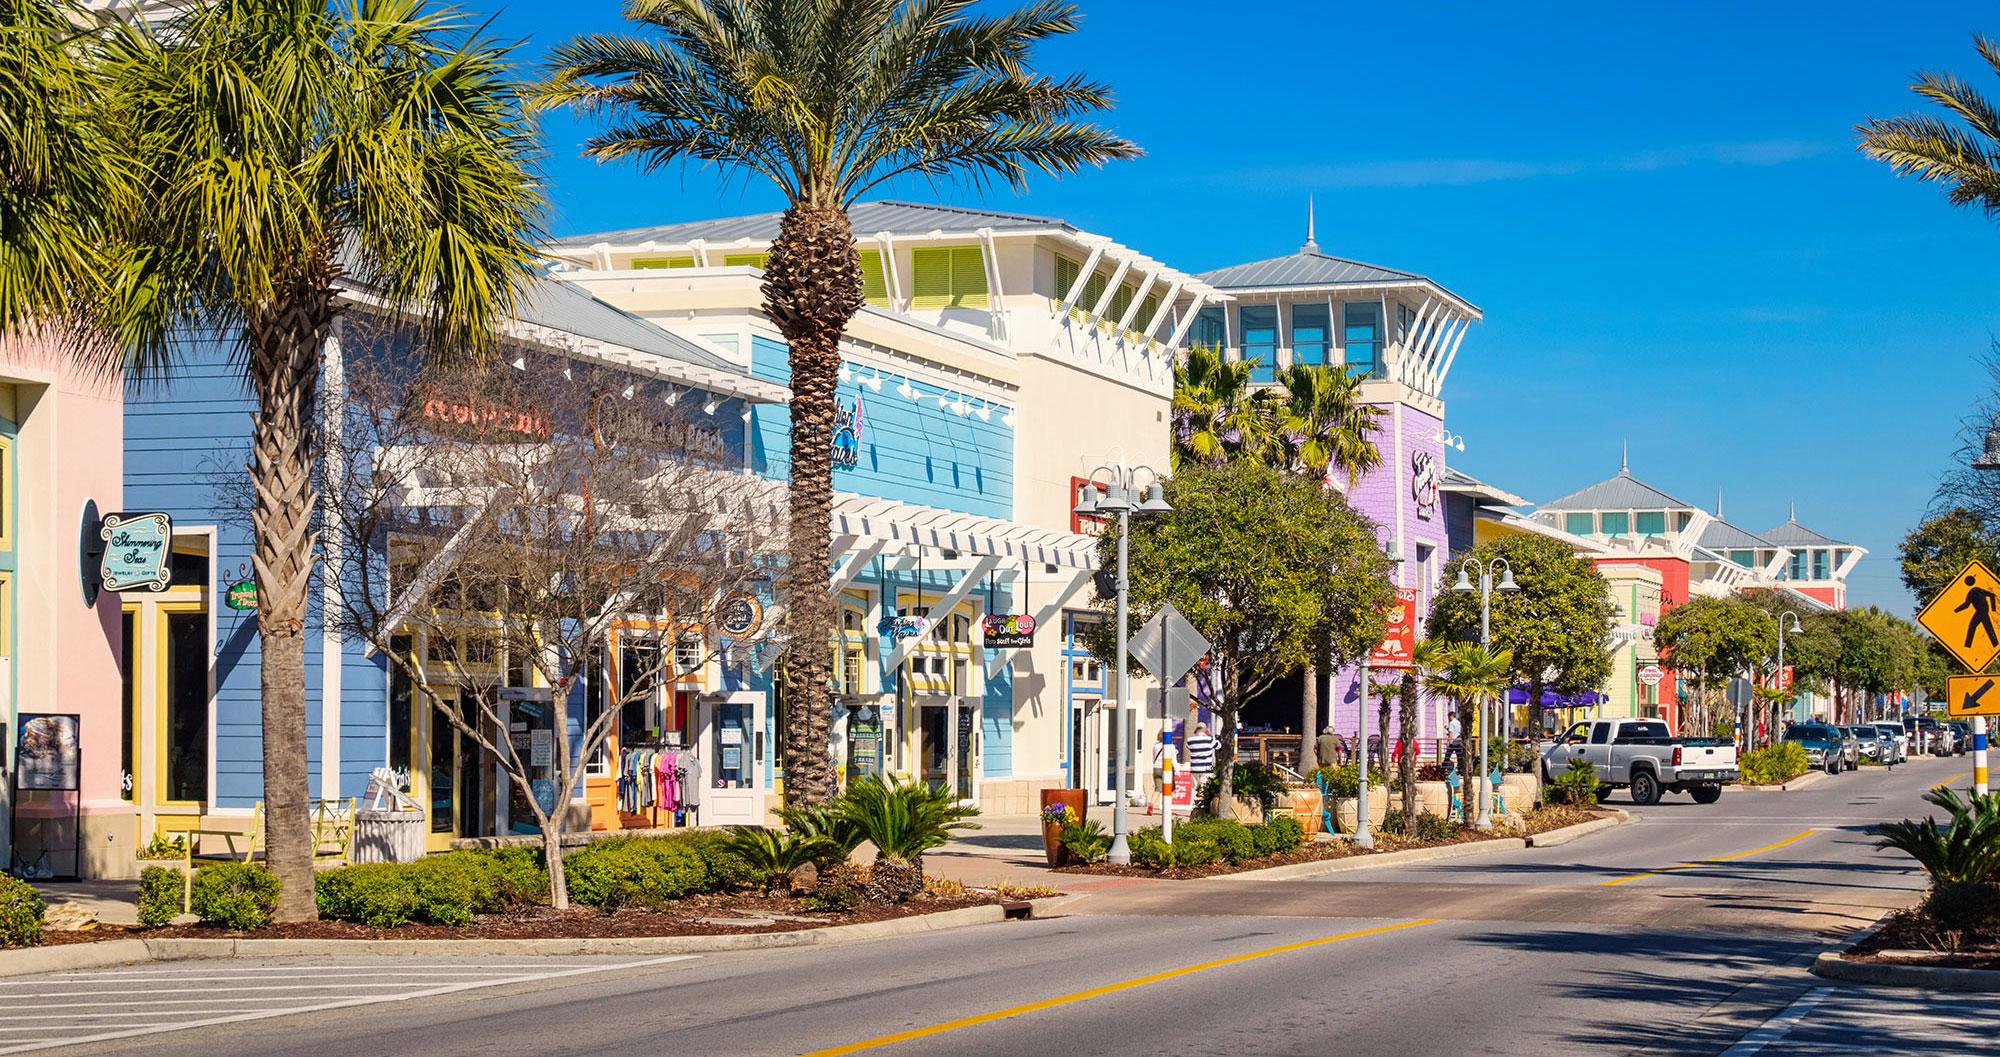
[723, 252, 770, 269]
[1134, 294, 1160, 339]
[1054, 255, 1079, 302]
[859, 249, 888, 307]
[949, 246, 988, 308]
[632, 256, 694, 269]
[910, 247, 952, 308]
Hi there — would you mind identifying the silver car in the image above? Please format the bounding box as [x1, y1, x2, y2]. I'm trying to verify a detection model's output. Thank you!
[1869, 722, 1909, 763]
[1846, 725, 1891, 763]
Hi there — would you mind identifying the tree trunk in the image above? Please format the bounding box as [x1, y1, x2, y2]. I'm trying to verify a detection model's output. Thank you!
[1375, 691, 1392, 775]
[764, 204, 864, 806]
[1217, 665, 1241, 808]
[1398, 671, 1418, 834]
[544, 827, 569, 910]
[1458, 701, 1476, 820]
[245, 285, 336, 923]
[1299, 660, 1320, 773]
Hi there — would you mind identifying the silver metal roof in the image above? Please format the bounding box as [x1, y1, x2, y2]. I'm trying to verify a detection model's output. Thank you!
[556, 200, 1071, 248]
[1537, 469, 1699, 512]
[1762, 519, 1852, 548]
[515, 278, 743, 374]
[1697, 519, 1774, 551]
[1198, 248, 1426, 289]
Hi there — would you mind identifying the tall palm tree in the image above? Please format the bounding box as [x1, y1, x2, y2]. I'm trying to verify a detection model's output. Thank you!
[1266, 362, 1382, 487]
[1426, 643, 1512, 819]
[102, 0, 543, 920]
[1398, 637, 1448, 832]
[540, 0, 1138, 805]
[1858, 34, 2000, 217]
[1171, 343, 1270, 471]
[0, 0, 136, 350]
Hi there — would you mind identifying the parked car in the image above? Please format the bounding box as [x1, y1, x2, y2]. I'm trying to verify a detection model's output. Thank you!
[1929, 717, 1960, 755]
[1846, 725, 1894, 764]
[1869, 722, 1910, 763]
[1784, 723, 1849, 774]
[1949, 721, 1973, 756]
[1540, 718, 1739, 805]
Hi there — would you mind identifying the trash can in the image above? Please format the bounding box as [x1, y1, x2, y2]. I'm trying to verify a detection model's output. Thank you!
[351, 809, 426, 864]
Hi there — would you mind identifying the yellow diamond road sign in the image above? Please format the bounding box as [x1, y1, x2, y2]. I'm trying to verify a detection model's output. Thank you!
[1947, 674, 2000, 718]
[1918, 559, 2000, 672]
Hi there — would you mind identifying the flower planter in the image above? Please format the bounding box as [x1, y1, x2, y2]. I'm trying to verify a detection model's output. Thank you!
[1039, 788, 1088, 868]
[1499, 774, 1540, 817]
[1333, 796, 1390, 834]
[1281, 787, 1325, 836]
[1415, 781, 1451, 818]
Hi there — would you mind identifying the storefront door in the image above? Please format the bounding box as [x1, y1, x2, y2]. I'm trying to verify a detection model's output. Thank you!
[422, 687, 493, 851]
[699, 692, 764, 825]
[916, 696, 978, 805]
[1094, 704, 1137, 806]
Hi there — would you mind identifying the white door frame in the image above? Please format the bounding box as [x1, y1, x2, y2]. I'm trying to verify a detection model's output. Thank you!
[912, 694, 980, 807]
[698, 691, 766, 825]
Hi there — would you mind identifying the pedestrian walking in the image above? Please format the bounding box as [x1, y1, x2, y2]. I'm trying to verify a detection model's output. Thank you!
[1315, 724, 1342, 770]
[1186, 723, 1219, 787]
[1444, 712, 1464, 770]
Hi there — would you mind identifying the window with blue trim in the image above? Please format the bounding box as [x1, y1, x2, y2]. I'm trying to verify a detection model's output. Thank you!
[1635, 511, 1667, 536]
[1343, 302, 1382, 378]
[1289, 303, 1329, 367]
[1812, 549, 1829, 579]
[1729, 550, 1755, 568]
[1564, 513, 1593, 536]
[1787, 552, 1806, 580]
[1191, 306, 1227, 350]
[1600, 512, 1629, 537]
[1240, 305, 1277, 383]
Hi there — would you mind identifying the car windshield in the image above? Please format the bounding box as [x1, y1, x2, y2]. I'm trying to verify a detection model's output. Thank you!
[1786, 726, 1833, 740]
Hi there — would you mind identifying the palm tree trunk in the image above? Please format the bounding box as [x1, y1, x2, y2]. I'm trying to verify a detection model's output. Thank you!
[246, 290, 333, 923]
[1298, 660, 1320, 773]
[764, 204, 864, 807]
[1397, 671, 1417, 834]
[1375, 691, 1392, 774]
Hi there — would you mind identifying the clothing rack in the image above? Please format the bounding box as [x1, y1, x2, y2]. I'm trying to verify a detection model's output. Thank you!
[616, 742, 699, 828]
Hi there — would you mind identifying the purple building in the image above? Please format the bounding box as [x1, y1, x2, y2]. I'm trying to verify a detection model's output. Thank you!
[1195, 223, 1482, 745]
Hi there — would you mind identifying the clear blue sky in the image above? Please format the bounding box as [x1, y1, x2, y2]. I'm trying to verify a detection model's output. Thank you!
[477, 0, 2000, 616]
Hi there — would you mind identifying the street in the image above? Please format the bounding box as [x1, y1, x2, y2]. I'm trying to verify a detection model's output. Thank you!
[16, 756, 1978, 1057]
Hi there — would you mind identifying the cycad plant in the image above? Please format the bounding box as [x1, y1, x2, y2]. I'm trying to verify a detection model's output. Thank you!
[778, 801, 866, 870]
[1858, 33, 2000, 219]
[722, 826, 834, 891]
[1871, 787, 2000, 887]
[540, 0, 1139, 804]
[834, 775, 980, 903]
[100, 0, 542, 921]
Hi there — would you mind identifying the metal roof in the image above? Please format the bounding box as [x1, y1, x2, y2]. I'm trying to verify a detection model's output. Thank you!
[515, 278, 741, 374]
[555, 200, 1072, 248]
[1696, 519, 1775, 552]
[1441, 465, 1528, 507]
[1761, 518, 1852, 548]
[1537, 469, 1699, 512]
[1198, 248, 1425, 289]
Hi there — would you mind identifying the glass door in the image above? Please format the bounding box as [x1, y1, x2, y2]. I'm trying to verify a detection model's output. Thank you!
[700, 692, 765, 825]
[1095, 704, 1136, 805]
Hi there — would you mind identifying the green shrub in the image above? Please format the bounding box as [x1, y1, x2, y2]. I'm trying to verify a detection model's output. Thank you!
[1313, 763, 1394, 800]
[778, 803, 866, 869]
[0, 875, 45, 948]
[804, 863, 864, 912]
[313, 851, 538, 928]
[1386, 810, 1460, 842]
[1549, 756, 1602, 805]
[1742, 743, 1810, 785]
[1264, 814, 1305, 852]
[189, 862, 280, 931]
[723, 826, 831, 889]
[1130, 826, 1173, 869]
[137, 866, 183, 928]
[671, 830, 759, 891]
[563, 836, 719, 910]
[1178, 818, 1259, 865]
[480, 847, 551, 907]
[1058, 819, 1110, 864]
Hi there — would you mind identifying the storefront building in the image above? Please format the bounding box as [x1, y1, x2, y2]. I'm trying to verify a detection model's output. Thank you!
[549, 200, 1217, 813]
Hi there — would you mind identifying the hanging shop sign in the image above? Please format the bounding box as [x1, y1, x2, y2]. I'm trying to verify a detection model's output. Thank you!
[1411, 451, 1441, 520]
[981, 613, 1037, 649]
[225, 580, 259, 611]
[85, 509, 173, 598]
[1637, 664, 1665, 687]
[15, 714, 82, 791]
[888, 614, 931, 639]
[1779, 665, 1795, 692]
[1369, 587, 1421, 668]
[832, 395, 865, 471]
[717, 593, 764, 639]
[1070, 476, 1111, 536]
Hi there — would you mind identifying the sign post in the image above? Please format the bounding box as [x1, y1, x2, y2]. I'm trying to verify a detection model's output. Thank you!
[1917, 559, 2000, 794]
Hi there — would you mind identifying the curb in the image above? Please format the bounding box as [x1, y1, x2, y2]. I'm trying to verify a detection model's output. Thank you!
[1811, 951, 2000, 991]
[1525, 808, 1631, 848]
[1209, 837, 1528, 883]
[1725, 770, 1829, 793]
[3, 898, 1054, 972]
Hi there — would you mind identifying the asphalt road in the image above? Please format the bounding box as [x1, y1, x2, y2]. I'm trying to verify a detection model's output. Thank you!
[33, 755, 1989, 1057]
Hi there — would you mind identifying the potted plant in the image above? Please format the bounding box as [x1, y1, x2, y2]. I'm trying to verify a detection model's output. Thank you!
[1039, 802, 1082, 866]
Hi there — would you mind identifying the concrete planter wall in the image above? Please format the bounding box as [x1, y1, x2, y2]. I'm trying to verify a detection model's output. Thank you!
[1414, 781, 1451, 818]
[1498, 773, 1540, 816]
[1333, 796, 1390, 834]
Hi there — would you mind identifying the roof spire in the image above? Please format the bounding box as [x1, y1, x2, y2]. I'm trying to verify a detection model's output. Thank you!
[1620, 439, 1628, 475]
[1302, 196, 1318, 254]
[1715, 489, 1723, 519]
[1790, 499, 1797, 523]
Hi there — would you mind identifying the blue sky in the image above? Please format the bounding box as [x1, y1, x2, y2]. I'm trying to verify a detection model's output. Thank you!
[478, 0, 2000, 615]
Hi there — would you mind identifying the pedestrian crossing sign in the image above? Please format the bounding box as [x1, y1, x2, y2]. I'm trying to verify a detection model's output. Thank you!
[1946, 674, 2000, 718]
[1918, 559, 2000, 672]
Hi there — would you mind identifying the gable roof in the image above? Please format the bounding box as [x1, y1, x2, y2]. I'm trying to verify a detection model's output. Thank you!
[1762, 518, 1853, 548]
[1537, 468, 1699, 512]
[515, 278, 744, 374]
[1196, 247, 1480, 313]
[556, 200, 1071, 248]
[1696, 519, 1775, 552]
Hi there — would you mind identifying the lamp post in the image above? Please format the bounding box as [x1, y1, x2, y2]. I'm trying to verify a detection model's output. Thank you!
[1772, 610, 1802, 751]
[1350, 538, 1403, 851]
[1073, 464, 1171, 865]
[1970, 414, 2000, 793]
[1451, 556, 1517, 831]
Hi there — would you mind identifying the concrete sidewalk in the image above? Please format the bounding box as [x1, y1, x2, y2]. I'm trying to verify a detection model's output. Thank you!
[35, 881, 140, 927]
[925, 812, 1166, 897]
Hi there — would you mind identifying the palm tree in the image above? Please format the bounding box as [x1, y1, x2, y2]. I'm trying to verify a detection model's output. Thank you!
[102, 0, 543, 920]
[0, 0, 136, 350]
[1266, 362, 1382, 487]
[1858, 34, 2000, 218]
[540, 0, 1138, 805]
[1367, 679, 1398, 775]
[1426, 643, 1512, 820]
[1172, 344, 1271, 471]
[1398, 637, 1448, 832]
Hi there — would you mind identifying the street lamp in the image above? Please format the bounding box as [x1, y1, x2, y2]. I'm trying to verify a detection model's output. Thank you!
[1769, 610, 1803, 750]
[1452, 556, 1518, 831]
[1073, 463, 1171, 865]
[1973, 417, 2000, 793]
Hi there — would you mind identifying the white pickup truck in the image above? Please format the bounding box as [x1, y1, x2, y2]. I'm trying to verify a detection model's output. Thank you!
[1540, 718, 1740, 805]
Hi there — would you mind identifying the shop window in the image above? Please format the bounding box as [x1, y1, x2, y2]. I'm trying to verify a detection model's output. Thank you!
[165, 611, 208, 804]
[1290, 303, 1330, 367]
[1599, 512, 1630, 537]
[1191, 305, 1227, 349]
[1564, 513, 1594, 536]
[120, 610, 135, 801]
[389, 636, 413, 774]
[1634, 511, 1667, 536]
[620, 640, 666, 744]
[1240, 306, 1277, 383]
[722, 252, 770, 269]
[859, 249, 889, 307]
[910, 246, 989, 309]
[1343, 302, 1382, 378]
[631, 256, 694, 269]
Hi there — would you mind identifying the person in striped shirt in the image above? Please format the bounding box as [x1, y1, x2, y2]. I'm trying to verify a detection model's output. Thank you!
[1186, 723, 1220, 784]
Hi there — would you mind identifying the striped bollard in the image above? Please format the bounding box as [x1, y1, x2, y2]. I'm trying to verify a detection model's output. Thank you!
[1977, 717, 1990, 796]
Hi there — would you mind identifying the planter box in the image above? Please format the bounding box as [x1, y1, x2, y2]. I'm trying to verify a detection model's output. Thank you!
[353, 809, 426, 864]
[1414, 781, 1451, 818]
[1333, 795, 1390, 834]
[1499, 774, 1540, 817]
[1281, 788, 1325, 836]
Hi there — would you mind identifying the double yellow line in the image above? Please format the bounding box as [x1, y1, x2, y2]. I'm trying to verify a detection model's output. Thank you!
[1600, 830, 1816, 887]
[797, 919, 1437, 1056]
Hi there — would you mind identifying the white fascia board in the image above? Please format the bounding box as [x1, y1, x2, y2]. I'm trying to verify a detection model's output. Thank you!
[1209, 278, 1479, 318]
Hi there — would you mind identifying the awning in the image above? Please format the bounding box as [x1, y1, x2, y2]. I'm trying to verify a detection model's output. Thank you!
[830, 494, 1100, 571]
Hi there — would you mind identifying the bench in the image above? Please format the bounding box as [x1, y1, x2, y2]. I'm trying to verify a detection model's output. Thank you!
[181, 798, 357, 909]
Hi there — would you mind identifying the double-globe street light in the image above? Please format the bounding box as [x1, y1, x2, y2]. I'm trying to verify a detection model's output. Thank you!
[1451, 556, 1517, 831]
[1073, 464, 1171, 865]
[1968, 414, 2000, 793]
[1768, 609, 1803, 751]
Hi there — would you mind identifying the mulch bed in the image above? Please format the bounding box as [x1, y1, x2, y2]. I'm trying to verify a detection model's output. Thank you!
[1055, 806, 1609, 880]
[31, 891, 1004, 945]
[1845, 912, 2000, 971]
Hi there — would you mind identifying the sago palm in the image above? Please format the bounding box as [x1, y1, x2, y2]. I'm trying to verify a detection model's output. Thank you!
[1858, 33, 2000, 219]
[836, 775, 979, 903]
[101, 0, 543, 920]
[1870, 787, 2000, 886]
[539, 0, 1138, 804]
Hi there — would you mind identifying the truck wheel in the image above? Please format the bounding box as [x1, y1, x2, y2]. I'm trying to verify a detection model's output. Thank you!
[1690, 786, 1721, 805]
[1630, 771, 1661, 805]
[1594, 787, 1613, 804]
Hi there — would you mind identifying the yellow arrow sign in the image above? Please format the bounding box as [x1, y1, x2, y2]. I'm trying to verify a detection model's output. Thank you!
[1947, 674, 2000, 718]
[1918, 559, 2000, 672]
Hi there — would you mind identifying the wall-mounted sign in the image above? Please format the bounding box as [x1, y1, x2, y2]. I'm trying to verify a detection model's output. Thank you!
[98, 512, 173, 593]
[1070, 476, 1110, 536]
[832, 395, 865, 471]
[15, 714, 82, 791]
[982, 613, 1037, 648]
[718, 593, 764, 639]
[1369, 587, 1421, 669]
[420, 391, 550, 440]
[1411, 451, 1441, 520]
[1637, 664, 1665, 687]
[225, 581, 259, 611]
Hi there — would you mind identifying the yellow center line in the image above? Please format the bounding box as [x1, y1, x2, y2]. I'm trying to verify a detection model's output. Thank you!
[1601, 830, 1817, 887]
[795, 919, 1437, 1057]
[1933, 771, 1972, 791]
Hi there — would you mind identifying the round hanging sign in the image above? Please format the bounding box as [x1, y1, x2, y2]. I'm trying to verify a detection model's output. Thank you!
[718, 593, 764, 639]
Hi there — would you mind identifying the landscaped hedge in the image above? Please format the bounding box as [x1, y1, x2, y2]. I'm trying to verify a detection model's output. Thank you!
[563, 833, 748, 910]
[190, 862, 281, 930]
[1128, 816, 1305, 870]
[315, 848, 547, 927]
[0, 875, 44, 948]
[137, 866, 183, 928]
[1741, 743, 1810, 786]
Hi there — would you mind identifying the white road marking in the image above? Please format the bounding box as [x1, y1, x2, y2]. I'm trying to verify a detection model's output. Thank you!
[1718, 987, 1828, 1056]
[0, 955, 697, 1055]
